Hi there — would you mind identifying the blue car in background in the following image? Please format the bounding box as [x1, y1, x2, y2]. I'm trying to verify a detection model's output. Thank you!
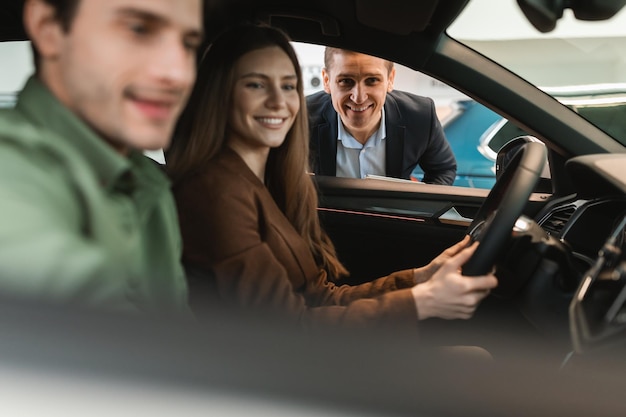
[414, 87, 626, 188]
[412, 100, 504, 189]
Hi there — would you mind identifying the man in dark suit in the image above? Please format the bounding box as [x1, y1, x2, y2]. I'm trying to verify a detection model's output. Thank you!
[307, 47, 457, 184]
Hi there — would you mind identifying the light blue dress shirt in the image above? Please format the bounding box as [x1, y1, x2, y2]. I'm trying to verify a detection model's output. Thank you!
[336, 108, 387, 179]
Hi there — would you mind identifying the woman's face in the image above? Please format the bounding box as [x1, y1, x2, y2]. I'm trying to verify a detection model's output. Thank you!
[227, 46, 300, 154]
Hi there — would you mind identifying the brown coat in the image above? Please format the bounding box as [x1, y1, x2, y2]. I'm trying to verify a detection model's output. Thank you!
[173, 147, 419, 328]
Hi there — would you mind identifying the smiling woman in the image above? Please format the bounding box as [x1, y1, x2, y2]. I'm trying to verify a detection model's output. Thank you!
[166, 22, 497, 327]
[226, 45, 300, 175]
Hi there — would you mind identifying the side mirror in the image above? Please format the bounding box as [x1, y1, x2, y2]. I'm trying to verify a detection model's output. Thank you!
[496, 136, 552, 192]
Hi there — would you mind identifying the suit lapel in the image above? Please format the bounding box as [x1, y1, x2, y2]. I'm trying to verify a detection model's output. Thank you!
[318, 102, 339, 176]
[384, 95, 406, 178]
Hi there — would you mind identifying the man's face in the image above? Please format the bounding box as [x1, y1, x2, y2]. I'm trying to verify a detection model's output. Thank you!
[322, 51, 395, 143]
[40, 0, 203, 153]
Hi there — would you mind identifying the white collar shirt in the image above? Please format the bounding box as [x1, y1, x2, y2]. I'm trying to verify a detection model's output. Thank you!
[335, 108, 387, 179]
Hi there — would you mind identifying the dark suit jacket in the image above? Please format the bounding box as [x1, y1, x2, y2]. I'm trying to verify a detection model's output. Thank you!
[307, 90, 457, 184]
[173, 147, 421, 329]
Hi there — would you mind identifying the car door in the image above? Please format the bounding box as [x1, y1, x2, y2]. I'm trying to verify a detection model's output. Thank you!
[314, 174, 550, 286]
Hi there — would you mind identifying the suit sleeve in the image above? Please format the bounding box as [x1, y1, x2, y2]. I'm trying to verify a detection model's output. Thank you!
[175, 173, 419, 330]
[419, 99, 457, 185]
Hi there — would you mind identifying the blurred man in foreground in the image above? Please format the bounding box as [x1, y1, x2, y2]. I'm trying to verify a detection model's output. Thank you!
[0, 0, 203, 314]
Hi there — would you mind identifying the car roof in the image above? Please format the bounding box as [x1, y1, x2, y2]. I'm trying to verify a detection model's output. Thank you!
[0, 0, 25, 41]
[3, 0, 625, 159]
[0, 0, 468, 59]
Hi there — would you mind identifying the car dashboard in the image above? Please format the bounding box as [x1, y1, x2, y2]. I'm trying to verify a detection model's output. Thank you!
[496, 154, 626, 345]
[539, 154, 626, 269]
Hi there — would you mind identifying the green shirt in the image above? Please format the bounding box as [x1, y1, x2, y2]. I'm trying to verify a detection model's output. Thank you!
[0, 76, 189, 315]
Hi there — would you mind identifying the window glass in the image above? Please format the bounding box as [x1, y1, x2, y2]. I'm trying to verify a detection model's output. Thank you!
[293, 41, 526, 189]
[449, 0, 626, 147]
[577, 103, 626, 145]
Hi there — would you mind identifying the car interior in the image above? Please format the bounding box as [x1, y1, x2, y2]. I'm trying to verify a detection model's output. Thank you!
[2, 0, 626, 415]
[200, 0, 626, 359]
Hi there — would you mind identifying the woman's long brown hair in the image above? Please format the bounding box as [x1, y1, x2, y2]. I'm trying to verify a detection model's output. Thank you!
[166, 23, 348, 279]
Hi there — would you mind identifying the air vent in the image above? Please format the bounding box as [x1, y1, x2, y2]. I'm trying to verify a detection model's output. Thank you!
[540, 205, 576, 236]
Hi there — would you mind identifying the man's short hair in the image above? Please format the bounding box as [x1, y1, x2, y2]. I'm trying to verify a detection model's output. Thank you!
[42, 0, 81, 31]
[31, 0, 81, 70]
[323, 47, 394, 74]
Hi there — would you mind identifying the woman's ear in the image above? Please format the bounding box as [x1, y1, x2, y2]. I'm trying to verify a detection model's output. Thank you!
[23, 0, 65, 62]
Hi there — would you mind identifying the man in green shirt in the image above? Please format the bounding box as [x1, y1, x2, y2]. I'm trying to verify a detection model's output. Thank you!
[0, 0, 203, 314]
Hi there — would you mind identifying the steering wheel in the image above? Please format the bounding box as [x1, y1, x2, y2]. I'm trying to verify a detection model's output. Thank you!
[462, 139, 547, 276]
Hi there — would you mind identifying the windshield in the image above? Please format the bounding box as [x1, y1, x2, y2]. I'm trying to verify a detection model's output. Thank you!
[448, 0, 626, 145]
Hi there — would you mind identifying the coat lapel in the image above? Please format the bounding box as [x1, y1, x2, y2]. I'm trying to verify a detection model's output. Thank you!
[384, 95, 406, 178]
[222, 150, 319, 282]
[318, 102, 339, 176]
